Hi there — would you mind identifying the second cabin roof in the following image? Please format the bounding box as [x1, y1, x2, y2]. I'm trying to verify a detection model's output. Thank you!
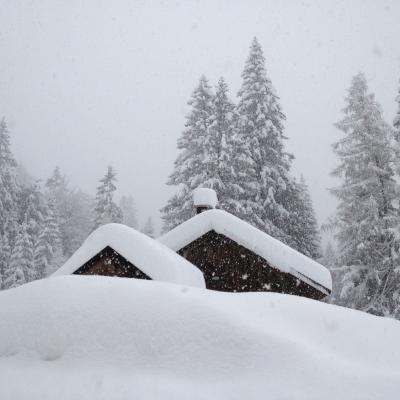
[158, 209, 332, 293]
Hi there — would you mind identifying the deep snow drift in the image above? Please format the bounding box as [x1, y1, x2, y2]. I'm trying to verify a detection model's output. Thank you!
[0, 276, 399, 400]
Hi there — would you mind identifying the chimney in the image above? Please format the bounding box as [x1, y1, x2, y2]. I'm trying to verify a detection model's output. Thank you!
[193, 188, 218, 214]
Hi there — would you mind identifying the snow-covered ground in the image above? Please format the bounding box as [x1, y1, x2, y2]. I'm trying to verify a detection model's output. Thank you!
[0, 276, 399, 400]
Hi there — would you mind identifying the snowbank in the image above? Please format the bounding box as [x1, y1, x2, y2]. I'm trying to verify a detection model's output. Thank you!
[159, 209, 332, 293]
[53, 223, 205, 288]
[0, 276, 398, 399]
[193, 187, 218, 208]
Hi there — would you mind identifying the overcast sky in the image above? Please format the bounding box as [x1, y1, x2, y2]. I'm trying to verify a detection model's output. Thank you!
[1, 0, 400, 233]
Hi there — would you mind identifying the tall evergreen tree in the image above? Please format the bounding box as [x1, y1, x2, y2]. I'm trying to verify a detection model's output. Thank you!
[93, 166, 122, 229]
[161, 75, 214, 231]
[393, 77, 400, 175]
[34, 198, 63, 278]
[0, 118, 20, 244]
[0, 118, 20, 287]
[394, 77, 400, 140]
[0, 233, 11, 289]
[45, 167, 70, 256]
[16, 163, 34, 187]
[4, 222, 35, 288]
[45, 167, 92, 257]
[236, 38, 294, 243]
[331, 72, 400, 316]
[142, 216, 155, 238]
[321, 241, 344, 305]
[206, 77, 245, 216]
[17, 182, 47, 247]
[65, 190, 93, 256]
[120, 195, 138, 229]
[322, 242, 337, 269]
[46, 166, 66, 194]
[287, 177, 321, 260]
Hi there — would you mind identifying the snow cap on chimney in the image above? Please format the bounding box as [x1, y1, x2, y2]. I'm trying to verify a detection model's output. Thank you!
[193, 188, 218, 214]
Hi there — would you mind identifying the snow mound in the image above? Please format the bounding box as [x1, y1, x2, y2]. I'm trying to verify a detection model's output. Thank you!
[159, 209, 331, 293]
[0, 276, 399, 399]
[193, 187, 218, 208]
[53, 223, 205, 288]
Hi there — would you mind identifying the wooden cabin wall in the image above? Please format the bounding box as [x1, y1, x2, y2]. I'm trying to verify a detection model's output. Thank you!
[74, 246, 151, 280]
[178, 230, 326, 300]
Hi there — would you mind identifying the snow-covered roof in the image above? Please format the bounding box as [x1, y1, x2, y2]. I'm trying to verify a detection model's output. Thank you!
[193, 188, 218, 208]
[53, 223, 205, 288]
[159, 209, 332, 293]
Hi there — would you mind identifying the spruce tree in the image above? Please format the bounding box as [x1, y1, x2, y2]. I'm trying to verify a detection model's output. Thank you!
[394, 77, 400, 140]
[46, 166, 67, 194]
[142, 216, 155, 238]
[321, 241, 344, 305]
[288, 177, 321, 260]
[45, 166, 68, 254]
[161, 75, 250, 232]
[16, 163, 34, 186]
[34, 198, 63, 277]
[206, 77, 245, 216]
[46, 167, 92, 257]
[0, 233, 11, 289]
[17, 182, 46, 248]
[393, 77, 400, 176]
[4, 222, 35, 288]
[322, 242, 337, 269]
[93, 166, 123, 229]
[331, 72, 400, 316]
[65, 190, 93, 255]
[236, 38, 294, 243]
[120, 195, 138, 229]
[161, 75, 214, 232]
[0, 118, 20, 245]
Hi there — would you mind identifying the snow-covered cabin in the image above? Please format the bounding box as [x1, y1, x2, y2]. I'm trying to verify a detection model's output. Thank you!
[53, 223, 205, 289]
[159, 189, 332, 300]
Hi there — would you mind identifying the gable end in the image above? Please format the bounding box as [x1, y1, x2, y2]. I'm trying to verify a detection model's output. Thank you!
[178, 230, 327, 300]
[73, 246, 151, 280]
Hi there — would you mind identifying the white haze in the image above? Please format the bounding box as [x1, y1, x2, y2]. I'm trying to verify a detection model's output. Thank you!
[1, 0, 399, 233]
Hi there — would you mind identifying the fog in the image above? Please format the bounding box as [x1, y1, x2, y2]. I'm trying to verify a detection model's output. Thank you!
[1, 0, 399, 232]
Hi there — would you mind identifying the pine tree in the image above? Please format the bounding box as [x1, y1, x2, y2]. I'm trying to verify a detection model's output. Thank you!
[16, 163, 34, 187]
[331, 72, 400, 316]
[45, 166, 66, 194]
[45, 167, 68, 255]
[65, 190, 93, 256]
[321, 241, 344, 305]
[17, 182, 46, 248]
[161, 75, 214, 232]
[0, 233, 11, 289]
[287, 177, 321, 260]
[4, 222, 35, 288]
[394, 77, 400, 140]
[45, 167, 92, 257]
[0, 117, 20, 245]
[34, 198, 63, 278]
[236, 38, 294, 243]
[393, 77, 400, 176]
[120, 195, 138, 229]
[93, 166, 123, 229]
[322, 242, 337, 269]
[142, 216, 155, 238]
[206, 77, 245, 216]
